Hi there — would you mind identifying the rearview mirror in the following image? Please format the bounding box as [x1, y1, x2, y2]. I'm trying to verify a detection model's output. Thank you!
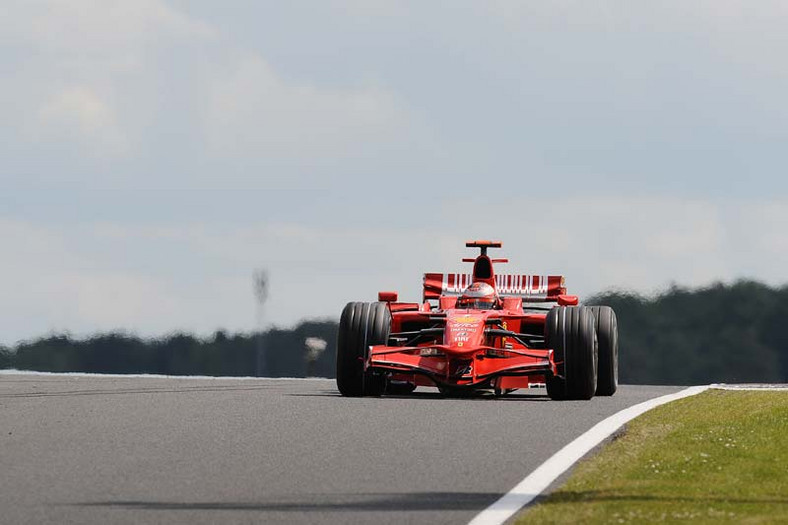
[557, 294, 579, 306]
[378, 291, 398, 302]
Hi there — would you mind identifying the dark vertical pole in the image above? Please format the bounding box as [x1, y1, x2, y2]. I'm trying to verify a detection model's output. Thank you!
[253, 269, 269, 377]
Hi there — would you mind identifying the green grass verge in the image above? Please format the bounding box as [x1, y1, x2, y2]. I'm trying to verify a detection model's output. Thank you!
[516, 389, 788, 524]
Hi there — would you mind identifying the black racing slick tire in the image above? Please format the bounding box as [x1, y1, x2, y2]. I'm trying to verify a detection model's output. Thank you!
[589, 305, 619, 396]
[336, 302, 389, 397]
[545, 306, 598, 400]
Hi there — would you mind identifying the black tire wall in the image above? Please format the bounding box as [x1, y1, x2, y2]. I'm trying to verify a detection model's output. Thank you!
[545, 306, 598, 400]
[589, 305, 619, 396]
[336, 302, 389, 397]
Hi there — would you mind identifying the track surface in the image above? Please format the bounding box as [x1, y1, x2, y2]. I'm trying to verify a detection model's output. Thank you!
[0, 374, 683, 524]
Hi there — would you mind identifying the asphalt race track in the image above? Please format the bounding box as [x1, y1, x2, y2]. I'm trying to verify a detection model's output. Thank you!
[0, 374, 684, 524]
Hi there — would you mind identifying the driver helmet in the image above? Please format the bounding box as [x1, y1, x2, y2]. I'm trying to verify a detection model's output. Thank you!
[456, 281, 499, 310]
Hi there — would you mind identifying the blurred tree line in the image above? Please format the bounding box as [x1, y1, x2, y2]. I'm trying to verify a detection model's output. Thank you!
[0, 320, 337, 378]
[1, 281, 787, 384]
[589, 280, 788, 385]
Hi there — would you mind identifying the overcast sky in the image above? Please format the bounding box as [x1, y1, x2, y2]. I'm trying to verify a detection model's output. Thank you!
[2, 1, 788, 344]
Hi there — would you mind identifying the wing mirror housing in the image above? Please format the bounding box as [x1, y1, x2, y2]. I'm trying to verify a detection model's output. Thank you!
[378, 291, 398, 302]
[557, 294, 579, 306]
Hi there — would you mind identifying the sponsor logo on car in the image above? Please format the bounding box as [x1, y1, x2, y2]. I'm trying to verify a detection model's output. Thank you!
[453, 315, 482, 323]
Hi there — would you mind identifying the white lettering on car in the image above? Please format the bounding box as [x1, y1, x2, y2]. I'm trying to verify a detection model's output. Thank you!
[440, 274, 552, 296]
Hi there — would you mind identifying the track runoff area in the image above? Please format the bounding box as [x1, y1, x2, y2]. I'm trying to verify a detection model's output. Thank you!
[468, 383, 788, 525]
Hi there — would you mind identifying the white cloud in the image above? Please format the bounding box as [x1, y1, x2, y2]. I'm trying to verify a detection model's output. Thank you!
[3, 196, 788, 344]
[40, 272, 183, 328]
[21, 0, 215, 58]
[202, 54, 412, 161]
[0, 220, 189, 340]
[35, 85, 129, 157]
[465, 196, 736, 295]
[486, 0, 788, 85]
[2, 0, 426, 180]
[1, 0, 216, 161]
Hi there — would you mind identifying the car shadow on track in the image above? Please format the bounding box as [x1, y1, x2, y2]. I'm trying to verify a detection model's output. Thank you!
[72, 491, 502, 512]
[287, 389, 552, 402]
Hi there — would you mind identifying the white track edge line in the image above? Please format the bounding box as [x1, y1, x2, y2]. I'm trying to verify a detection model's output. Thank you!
[467, 385, 710, 525]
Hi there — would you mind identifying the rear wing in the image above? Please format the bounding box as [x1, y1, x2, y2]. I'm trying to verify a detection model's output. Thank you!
[423, 273, 566, 302]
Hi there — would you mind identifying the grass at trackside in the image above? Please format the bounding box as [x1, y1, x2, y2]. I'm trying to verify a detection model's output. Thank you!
[516, 389, 788, 524]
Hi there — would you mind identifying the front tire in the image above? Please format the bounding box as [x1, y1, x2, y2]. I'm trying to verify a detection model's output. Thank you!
[336, 302, 389, 397]
[545, 306, 598, 400]
[589, 306, 618, 396]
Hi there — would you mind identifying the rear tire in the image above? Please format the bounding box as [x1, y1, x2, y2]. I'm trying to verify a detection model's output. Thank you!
[336, 302, 389, 397]
[545, 306, 598, 400]
[589, 306, 618, 396]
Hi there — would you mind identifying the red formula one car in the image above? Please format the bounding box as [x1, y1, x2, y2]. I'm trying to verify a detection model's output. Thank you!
[336, 240, 618, 400]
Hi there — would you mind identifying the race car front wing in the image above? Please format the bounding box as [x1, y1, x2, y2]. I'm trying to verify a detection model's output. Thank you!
[368, 344, 556, 386]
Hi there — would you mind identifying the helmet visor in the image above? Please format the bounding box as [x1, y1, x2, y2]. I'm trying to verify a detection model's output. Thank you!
[458, 298, 497, 310]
